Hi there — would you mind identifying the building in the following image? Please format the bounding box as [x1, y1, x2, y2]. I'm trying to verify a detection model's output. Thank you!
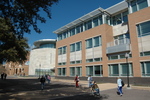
[29, 39, 56, 76]
[4, 53, 30, 76]
[53, 0, 150, 85]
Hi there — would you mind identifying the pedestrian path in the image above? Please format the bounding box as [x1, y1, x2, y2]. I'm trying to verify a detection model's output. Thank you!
[7, 75, 150, 91]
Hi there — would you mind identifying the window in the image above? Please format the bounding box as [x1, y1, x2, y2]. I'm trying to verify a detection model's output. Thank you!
[62, 46, 67, 54]
[70, 28, 75, 36]
[85, 20, 92, 30]
[140, 51, 150, 56]
[109, 63, 133, 76]
[93, 17, 99, 27]
[58, 47, 62, 55]
[76, 24, 83, 34]
[58, 46, 67, 55]
[94, 36, 100, 47]
[76, 60, 82, 64]
[137, 21, 150, 37]
[58, 34, 62, 41]
[70, 67, 82, 76]
[86, 59, 93, 63]
[58, 68, 66, 76]
[86, 66, 93, 76]
[108, 53, 132, 60]
[86, 38, 93, 49]
[86, 65, 103, 76]
[109, 64, 119, 76]
[131, 0, 148, 13]
[70, 43, 75, 52]
[76, 42, 81, 51]
[141, 61, 150, 76]
[70, 61, 75, 64]
[123, 11, 128, 23]
[70, 67, 75, 76]
[86, 36, 101, 49]
[94, 65, 103, 76]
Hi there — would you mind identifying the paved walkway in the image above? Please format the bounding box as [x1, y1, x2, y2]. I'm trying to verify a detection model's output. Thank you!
[1, 75, 150, 100]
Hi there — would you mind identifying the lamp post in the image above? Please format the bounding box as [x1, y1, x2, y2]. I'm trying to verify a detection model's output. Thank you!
[125, 53, 130, 88]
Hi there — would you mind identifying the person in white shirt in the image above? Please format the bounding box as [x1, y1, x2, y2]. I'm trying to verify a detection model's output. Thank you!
[117, 77, 123, 96]
[87, 75, 93, 88]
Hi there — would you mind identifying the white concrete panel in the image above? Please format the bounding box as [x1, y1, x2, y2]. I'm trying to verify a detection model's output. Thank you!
[93, 47, 102, 58]
[76, 51, 82, 60]
[113, 23, 128, 36]
[138, 36, 150, 52]
[86, 48, 93, 59]
[29, 48, 56, 75]
[70, 52, 76, 61]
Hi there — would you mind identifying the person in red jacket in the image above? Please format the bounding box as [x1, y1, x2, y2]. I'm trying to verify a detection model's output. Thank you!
[74, 75, 79, 88]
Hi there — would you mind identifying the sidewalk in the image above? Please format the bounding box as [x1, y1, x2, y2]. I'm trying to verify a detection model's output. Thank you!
[51, 77, 150, 91]
[14, 75, 150, 91]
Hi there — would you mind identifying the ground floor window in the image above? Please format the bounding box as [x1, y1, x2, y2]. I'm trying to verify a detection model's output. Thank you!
[57, 68, 66, 76]
[35, 69, 54, 76]
[109, 63, 133, 76]
[86, 65, 103, 76]
[141, 61, 150, 76]
[70, 67, 82, 76]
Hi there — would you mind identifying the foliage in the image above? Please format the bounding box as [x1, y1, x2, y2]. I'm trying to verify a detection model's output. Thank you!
[0, 0, 59, 38]
[0, 18, 29, 64]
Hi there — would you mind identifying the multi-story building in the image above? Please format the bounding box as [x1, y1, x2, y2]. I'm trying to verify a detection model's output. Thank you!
[29, 39, 56, 76]
[53, 0, 150, 85]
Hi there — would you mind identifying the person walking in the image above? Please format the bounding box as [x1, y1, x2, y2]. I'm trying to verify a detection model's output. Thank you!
[87, 75, 93, 88]
[40, 75, 46, 90]
[117, 77, 123, 96]
[3, 73, 7, 80]
[74, 75, 79, 88]
[47, 75, 51, 84]
[1, 72, 4, 80]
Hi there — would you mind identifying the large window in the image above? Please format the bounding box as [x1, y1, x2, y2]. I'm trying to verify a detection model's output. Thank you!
[137, 21, 150, 37]
[131, 0, 148, 13]
[70, 43, 75, 52]
[86, 36, 102, 49]
[57, 68, 66, 76]
[109, 63, 133, 76]
[112, 11, 129, 25]
[76, 42, 81, 51]
[70, 67, 82, 76]
[86, 38, 93, 49]
[85, 20, 92, 30]
[86, 65, 103, 76]
[70, 28, 75, 36]
[70, 41, 82, 52]
[58, 46, 67, 55]
[141, 61, 150, 76]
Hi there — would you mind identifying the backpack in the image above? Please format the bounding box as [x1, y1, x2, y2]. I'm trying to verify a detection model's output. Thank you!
[121, 80, 125, 87]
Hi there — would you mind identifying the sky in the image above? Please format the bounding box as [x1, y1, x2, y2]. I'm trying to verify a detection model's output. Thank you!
[24, 0, 123, 47]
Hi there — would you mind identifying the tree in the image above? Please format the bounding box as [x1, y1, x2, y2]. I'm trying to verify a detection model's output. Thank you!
[0, 0, 59, 38]
[0, 18, 29, 64]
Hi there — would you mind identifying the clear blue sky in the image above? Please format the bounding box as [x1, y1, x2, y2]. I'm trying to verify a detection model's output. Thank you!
[24, 0, 123, 47]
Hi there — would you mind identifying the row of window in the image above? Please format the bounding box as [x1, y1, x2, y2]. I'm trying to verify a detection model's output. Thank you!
[58, 36, 101, 55]
[131, 0, 148, 13]
[58, 51, 150, 65]
[57, 10, 128, 41]
[57, 61, 150, 77]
